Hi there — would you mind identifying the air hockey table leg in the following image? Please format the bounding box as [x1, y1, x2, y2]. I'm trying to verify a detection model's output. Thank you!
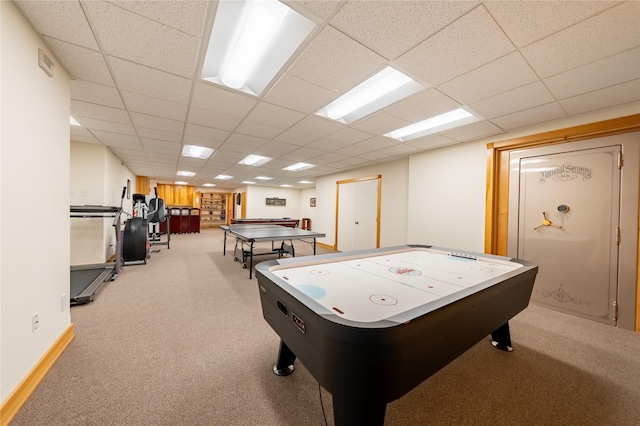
[490, 322, 513, 352]
[332, 395, 386, 426]
[273, 340, 296, 376]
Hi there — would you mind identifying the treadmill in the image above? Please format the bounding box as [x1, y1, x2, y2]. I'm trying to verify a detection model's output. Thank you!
[70, 205, 123, 305]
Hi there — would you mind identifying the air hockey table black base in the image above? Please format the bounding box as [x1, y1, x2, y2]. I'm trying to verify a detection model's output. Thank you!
[255, 245, 538, 426]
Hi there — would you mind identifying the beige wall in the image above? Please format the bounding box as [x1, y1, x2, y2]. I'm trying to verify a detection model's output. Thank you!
[1, 1, 71, 403]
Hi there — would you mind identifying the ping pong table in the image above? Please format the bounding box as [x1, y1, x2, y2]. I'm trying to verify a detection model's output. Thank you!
[221, 224, 326, 278]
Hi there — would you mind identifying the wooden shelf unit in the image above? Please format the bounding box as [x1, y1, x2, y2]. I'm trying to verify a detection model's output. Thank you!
[200, 192, 227, 227]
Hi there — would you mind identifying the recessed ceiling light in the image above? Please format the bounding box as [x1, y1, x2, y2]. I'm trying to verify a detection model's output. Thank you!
[175, 181, 188, 185]
[283, 162, 313, 171]
[298, 180, 314, 184]
[280, 184, 293, 188]
[70, 116, 81, 126]
[254, 176, 272, 180]
[238, 154, 272, 166]
[177, 171, 196, 177]
[215, 174, 233, 180]
[182, 145, 214, 159]
[203, 183, 216, 187]
[384, 108, 480, 141]
[201, 0, 317, 96]
[242, 181, 256, 184]
[316, 66, 425, 124]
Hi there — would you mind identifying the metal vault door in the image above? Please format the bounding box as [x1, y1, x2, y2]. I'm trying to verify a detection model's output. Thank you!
[509, 142, 621, 325]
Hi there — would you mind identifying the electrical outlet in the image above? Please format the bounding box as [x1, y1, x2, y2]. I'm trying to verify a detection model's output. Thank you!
[61, 293, 67, 311]
[32, 313, 39, 332]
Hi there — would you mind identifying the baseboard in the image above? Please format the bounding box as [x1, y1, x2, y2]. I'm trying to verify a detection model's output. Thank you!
[317, 242, 335, 251]
[0, 323, 75, 426]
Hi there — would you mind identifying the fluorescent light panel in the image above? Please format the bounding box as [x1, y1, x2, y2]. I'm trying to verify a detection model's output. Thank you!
[215, 174, 233, 180]
[298, 180, 314, 184]
[203, 183, 216, 187]
[242, 181, 256, 184]
[202, 0, 316, 96]
[385, 108, 480, 142]
[254, 176, 272, 180]
[70, 116, 81, 126]
[177, 171, 196, 177]
[283, 162, 313, 171]
[280, 184, 292, 187]
[182, 144, 214, 159]
[175, 181, 188, 185]
[317, 66, 425, 124]
[238, 154, 272, 166]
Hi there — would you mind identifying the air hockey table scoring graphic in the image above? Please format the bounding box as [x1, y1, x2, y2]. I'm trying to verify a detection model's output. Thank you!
[270, 247, 524, 323]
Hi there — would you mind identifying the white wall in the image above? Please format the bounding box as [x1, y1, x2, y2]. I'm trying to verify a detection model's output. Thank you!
[1, 1, 71, 404]
[408, 141, 487, 252]
[70, 141, 135, 264]
[245, 185, 302, 219]
[313, 158, 409, 248]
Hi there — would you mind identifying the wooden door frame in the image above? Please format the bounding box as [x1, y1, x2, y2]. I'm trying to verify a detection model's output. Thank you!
[484, 114, 640, 331]
[335, 175, 381, 251]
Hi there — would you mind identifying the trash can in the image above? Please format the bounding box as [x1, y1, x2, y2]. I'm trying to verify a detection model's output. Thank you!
[301, 218, 311, 230]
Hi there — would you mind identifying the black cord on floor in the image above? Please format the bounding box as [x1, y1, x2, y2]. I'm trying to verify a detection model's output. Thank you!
[318, 382, 328, 426]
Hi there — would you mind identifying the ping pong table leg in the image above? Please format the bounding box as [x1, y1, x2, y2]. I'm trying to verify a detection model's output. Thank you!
[313, 238, 316, 255]
[249, 241, 254, 279]
[223, 230, 227, 255]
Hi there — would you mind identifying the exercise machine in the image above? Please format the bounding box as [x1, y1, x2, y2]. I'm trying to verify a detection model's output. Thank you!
[122, 188, 168, 265]
[69, 187, 126, 305]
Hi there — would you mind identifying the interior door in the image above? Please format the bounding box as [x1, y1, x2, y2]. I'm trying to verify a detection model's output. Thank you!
[337, 177, 380, 252]
[509, 142, 621, 324]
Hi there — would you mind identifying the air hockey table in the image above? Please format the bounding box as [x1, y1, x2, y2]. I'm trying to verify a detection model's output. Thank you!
[255, 245, 538, 426]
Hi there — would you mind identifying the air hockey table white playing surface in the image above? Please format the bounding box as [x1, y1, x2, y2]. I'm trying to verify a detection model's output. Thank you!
[267, 246, 525, 323]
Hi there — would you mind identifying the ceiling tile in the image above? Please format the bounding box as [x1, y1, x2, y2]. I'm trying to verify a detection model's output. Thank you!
[441, 120, 504, 142]
[83, 1, 200, 78]
[71, 101, 130, 124]
[294, 1, 345, 20]
[492, 102, 567, 130]
[130, 113, 184, 134]
[264, 74, 336, 114]
[545, 48, 640, 100]
[234, 120, 285, 140]
[191, 83, 258, 117]
[560, 80, 640, 116]
[187, 107, 242, 132]
[273, 130, 318, 146]
[485, 1, 615, 47]
[396, 5, 515, 86]
[14, 1, 99, 50]
[331, 1, 477, 59]
[43, 38, 114, 86]
[468, 81, 555, 119]
[439, 52, 538, 104]
[184, 123, 230, 144]
[141, 139, 181, 155]
[136, 128, 181, 143]
[71, 80, 124, 109]
[306, 139, 349, 153]
[385, 89, 461, 123]
[325, 127, 374, 144]
[354, 135, 402, 151]
[108, 57, 192, 104]
[405, 134, 456, 151]
[350, 111, 411, 135]
[91, 130, 140, 145]
[287, 25, 387, 93]
[521, 2, 640, 78]
[289, 115, 345, 138]
[108, 0, 209, 37]
[246, 103, 305, 129]
[121, 91, 188, 121]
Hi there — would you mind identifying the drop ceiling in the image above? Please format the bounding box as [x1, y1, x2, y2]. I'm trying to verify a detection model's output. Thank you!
[14, 0, 640, 190]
